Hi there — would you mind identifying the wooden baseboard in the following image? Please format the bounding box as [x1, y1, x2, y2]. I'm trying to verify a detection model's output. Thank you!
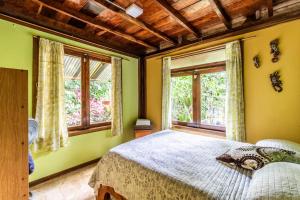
[29, 157, 101, 188]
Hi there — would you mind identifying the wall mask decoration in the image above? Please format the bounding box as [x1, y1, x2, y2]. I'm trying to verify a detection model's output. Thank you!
[270, 71, 283, 92]
[253, 55, 260, 68]
[270, 39, 280, 63]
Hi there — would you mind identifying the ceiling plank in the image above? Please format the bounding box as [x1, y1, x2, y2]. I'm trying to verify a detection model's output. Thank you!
[153, 0, 202, 38]
[146, 8, 300, 58]
[208, 0, 231, 29]
[0, 10, 140, 57]
[93, 0, 177, 45]
[267, 0, 273, 17]
[33, 0, 157, 50]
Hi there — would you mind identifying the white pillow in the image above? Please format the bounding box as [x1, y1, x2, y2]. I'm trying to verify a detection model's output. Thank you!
[246, 162, 300, 200]
[256, 139, 300, 153]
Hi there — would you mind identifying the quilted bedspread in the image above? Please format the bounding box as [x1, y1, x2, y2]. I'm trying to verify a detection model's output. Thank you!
[89, 130, 253, 200]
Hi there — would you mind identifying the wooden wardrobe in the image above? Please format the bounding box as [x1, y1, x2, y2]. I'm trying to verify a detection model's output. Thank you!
[0, 67, 28, 200]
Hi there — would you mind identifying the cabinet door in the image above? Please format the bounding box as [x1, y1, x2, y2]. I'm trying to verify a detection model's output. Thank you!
[0, 68, 28, 200]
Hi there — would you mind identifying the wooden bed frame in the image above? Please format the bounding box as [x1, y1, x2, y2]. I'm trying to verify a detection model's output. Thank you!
[97, 185, 126, 200]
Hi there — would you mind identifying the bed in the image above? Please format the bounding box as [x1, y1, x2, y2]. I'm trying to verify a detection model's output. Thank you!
[89, 130, 300, 200]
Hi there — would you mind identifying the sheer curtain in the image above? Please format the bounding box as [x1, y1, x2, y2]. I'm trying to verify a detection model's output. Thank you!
[161, 57, 172, 130]
[111, 57, 123, 136]
[225, 40, 246, 141]
[34, 38, 68, 152]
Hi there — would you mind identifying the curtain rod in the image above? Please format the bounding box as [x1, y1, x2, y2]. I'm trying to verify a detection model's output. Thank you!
[159, 35, 256, 60]
[33, 35, 129, 61]
[171, 45, 225, 60]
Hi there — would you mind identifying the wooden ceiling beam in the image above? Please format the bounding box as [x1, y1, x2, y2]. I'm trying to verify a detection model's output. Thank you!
[0, 10, 140, 57]
[154, 0, 202, 38]
[267, 0, 273, 17]
[92, 0, 177, 45]
[33, 0, 157, 50]
[208, 0, 231, 29]
[146, 8, 300, 58]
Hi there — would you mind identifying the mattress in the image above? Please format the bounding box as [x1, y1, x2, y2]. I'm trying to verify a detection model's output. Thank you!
[89, 130, 253, 200]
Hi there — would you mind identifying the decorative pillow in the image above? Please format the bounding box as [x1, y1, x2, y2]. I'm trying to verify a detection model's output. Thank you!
[216, 145, 297, 170]
[246, 162, 300, 200]
[256, 139, 300, 153]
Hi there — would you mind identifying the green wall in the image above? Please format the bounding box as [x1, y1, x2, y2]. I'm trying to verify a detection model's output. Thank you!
[0, 19, 139, 182]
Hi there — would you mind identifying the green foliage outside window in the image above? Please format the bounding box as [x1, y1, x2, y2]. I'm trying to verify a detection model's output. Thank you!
[171, 76, 193, 122]
[89, 80, 111, 124]
[201, 71, 226, 126]
[64, 79, 112, 127]
[171, 71, 226, 126]
[65, 79, 81, 127]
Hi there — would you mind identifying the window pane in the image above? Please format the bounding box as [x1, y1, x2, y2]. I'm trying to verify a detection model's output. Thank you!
[200, 71, 226, 127]
[64, 54, 82, 127]
[171, 75, 193, 122]
[89, 60, 112, 124]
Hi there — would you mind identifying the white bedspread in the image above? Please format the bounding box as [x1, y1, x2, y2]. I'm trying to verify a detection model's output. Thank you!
[90, 130, 253, 199]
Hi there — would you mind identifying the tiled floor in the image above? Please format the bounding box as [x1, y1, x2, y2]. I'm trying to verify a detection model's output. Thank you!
[30, 164, 97, 200]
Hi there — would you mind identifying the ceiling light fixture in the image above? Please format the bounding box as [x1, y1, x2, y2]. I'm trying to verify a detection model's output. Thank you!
[126, 4, 143, 18]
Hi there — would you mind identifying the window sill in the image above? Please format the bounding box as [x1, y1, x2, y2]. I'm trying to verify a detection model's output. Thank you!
[172, 125, 226, 139]
[68, 125, 111, 137]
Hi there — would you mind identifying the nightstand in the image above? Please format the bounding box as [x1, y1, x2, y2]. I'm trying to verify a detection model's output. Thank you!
[135, 129, 152, 138]
[134, 119, 152, 138]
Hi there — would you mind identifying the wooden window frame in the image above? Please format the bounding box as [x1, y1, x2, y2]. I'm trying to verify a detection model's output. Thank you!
[171, 61, 226, 135]
[64, 47, 112, 136]
[32, 40, 112, 137]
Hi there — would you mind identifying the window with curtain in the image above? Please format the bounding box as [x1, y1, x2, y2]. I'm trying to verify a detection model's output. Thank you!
[171, 62, 226, 132]
[64, 47, 112, 134]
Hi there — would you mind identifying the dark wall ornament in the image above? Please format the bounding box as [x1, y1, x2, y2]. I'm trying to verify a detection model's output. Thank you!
[270, 39, 280, 63]
[270, 71, 283, 92]
[253, 55, 260, 68]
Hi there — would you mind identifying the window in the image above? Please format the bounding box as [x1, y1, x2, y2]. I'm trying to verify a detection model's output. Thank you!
[171, 62, 226, 132]
[200, 70, 226, 127]
[64, 47, 112, 134]
[64, 54, 82, 127]
[171, 75, 193, 123]
[89, 59, 112, 124]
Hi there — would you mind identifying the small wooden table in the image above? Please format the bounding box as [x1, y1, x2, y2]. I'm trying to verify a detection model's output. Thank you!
[135, 129, 152, 138]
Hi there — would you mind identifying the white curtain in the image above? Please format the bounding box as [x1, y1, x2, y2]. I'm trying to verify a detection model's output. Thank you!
[34, 38, 68, 152]
[111, 57, 123, 136]
[161, 57, 172, 130]
[225, 40, 246, 142]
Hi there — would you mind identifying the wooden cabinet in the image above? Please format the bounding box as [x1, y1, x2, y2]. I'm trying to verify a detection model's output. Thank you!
[0, 68, 28, 200]
[135, 129, 152, 138]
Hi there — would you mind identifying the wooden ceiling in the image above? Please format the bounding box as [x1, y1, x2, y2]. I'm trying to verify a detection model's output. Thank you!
[0, 0, 300, 56]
